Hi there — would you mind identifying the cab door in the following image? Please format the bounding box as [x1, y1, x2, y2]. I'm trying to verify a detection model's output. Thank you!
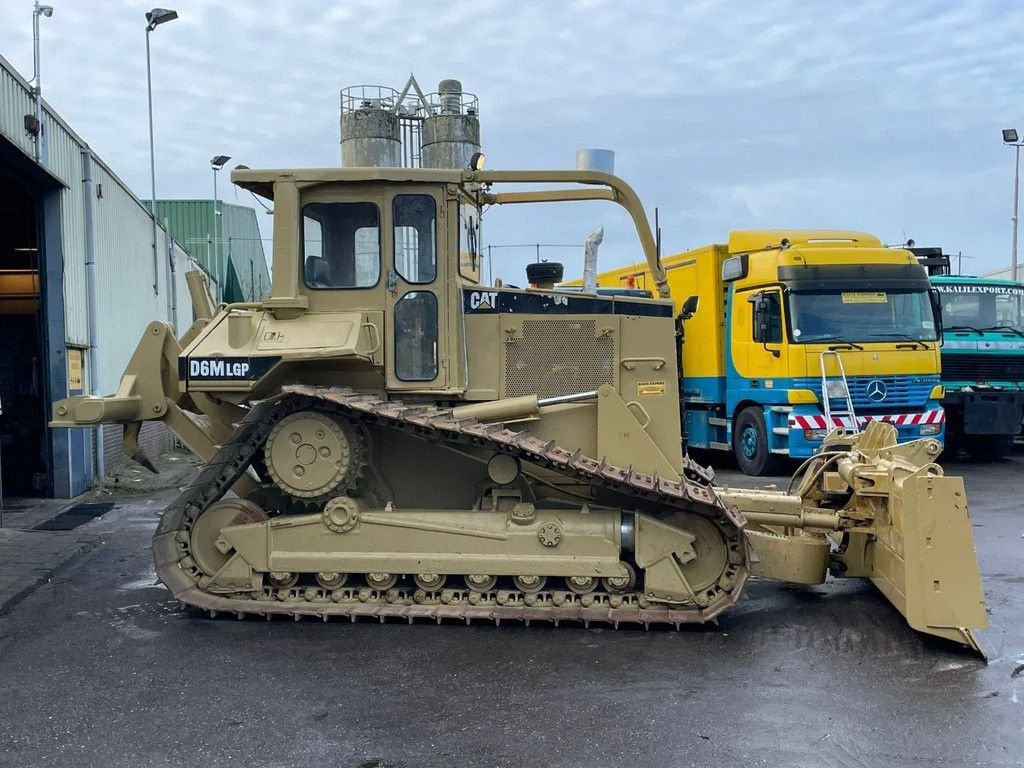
[732, 287, 785, 381]
[384, 187, 452, 391]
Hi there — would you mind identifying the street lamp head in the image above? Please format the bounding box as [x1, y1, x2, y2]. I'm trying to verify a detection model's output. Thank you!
[1003, 128, 1019, 144]
[36, 5, 54, 18]
[146, 8, 178, 31]
[211, 155, 231, 169]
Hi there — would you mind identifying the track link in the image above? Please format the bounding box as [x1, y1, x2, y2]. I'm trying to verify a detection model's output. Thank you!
[152, 386, 749, 628]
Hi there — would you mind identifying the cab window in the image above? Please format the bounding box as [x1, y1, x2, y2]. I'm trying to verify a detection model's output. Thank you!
[393, 195, 436, 284]
[302, 202, 380, 289]
[394, 291, 438, 381]
[755, 292, 783, 343]
[458, 201, 482, 282]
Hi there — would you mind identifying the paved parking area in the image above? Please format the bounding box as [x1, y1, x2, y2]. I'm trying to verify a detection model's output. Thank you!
[0, 528, 97, 614]
[0, 452, 1020, 767]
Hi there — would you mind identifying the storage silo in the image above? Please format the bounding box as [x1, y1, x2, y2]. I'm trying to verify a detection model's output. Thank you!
[340, 86, 401, 167]
[421, 79, 481, 170]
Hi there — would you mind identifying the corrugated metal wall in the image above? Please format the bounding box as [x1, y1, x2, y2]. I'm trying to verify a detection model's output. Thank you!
[156, 199, 269, 302]
[223, 203, 270, 301]
[1, 52, 198, 489]
[0, 55, 36, 158]
[0, 53, 194, 391]
[91, 162, 194, 393]
[155, 199, 217, 274]
[52, 134, 88, 344]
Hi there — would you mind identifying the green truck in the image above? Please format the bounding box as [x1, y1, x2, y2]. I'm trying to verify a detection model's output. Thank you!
[916, 248, 1024, 460]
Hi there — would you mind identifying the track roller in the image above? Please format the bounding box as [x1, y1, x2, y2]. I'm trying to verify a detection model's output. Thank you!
[466, 574, 497, 592]
[513, 575, 546, 593]
[414, 573, 446, 590]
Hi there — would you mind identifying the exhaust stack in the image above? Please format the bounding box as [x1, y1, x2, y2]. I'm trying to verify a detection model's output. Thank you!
[583, 226, 604, 294]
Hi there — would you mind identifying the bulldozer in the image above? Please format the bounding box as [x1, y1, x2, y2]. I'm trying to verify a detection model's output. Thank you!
[51, 166, 987, 653]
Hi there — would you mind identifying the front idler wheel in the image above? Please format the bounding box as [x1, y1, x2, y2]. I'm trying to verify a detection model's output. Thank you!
[189, 499, 268, 578]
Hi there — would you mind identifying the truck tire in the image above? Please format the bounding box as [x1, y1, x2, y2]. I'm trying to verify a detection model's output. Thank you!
[941, 424, 961, 460]
[733, 406, 786, 477]
[964, 434, 1013, 462]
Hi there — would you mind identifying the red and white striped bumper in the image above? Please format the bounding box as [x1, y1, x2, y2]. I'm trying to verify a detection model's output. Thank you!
[789, 410, 945, 430]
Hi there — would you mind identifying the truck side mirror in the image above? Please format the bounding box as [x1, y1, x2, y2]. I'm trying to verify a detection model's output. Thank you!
[749, 291, 781, 357]
[749, 292, 770, 343]
[929, 287, 944, 344]
[680, 295, 699, 320]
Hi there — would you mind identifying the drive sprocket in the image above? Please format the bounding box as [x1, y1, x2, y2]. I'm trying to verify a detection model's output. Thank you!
[263, 410, 364, 504]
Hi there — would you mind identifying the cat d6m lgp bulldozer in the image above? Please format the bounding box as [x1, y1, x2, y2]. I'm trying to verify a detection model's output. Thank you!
[51, 166, 987, 652]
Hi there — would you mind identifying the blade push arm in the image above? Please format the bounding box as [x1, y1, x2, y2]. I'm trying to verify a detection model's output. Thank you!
[719, 421, 987, 655]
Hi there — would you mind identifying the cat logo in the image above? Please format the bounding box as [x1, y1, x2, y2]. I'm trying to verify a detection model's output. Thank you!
[468, 290, 498, 311]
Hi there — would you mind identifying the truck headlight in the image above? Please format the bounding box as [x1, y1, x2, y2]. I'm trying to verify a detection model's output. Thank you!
[920, 423, 942, 436]
[803, 429, 827, 441]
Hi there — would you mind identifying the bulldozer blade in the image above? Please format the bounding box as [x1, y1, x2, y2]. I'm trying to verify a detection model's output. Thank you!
[842, 470, 987, 655]
[123, 421, 158, 474]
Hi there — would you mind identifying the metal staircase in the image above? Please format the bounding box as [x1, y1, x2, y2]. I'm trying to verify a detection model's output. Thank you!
[819, 350, 860, 432]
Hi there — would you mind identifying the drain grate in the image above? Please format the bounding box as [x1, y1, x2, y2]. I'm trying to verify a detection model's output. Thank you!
[35, 502, 115, 531]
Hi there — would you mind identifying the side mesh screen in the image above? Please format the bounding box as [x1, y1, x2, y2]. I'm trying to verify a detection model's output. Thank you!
[503, 319, 615, 398]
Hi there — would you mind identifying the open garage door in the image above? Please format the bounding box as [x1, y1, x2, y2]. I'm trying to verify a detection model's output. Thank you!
[0, 169, 47, 495]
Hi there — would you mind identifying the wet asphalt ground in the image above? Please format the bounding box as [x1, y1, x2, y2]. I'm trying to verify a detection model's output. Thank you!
[0, 452, 1020, 768]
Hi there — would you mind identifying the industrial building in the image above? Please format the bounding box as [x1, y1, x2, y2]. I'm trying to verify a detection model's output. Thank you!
[0, 52, 203, 498]
[155, 200, 269, 304]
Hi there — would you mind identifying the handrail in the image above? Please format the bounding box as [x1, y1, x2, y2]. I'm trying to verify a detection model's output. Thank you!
[471, 169, 668, 299]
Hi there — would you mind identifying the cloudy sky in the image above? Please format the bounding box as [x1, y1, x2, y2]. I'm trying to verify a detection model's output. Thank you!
[1, 0, 1022, 280]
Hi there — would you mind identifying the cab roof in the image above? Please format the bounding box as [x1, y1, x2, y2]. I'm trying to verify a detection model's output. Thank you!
[232, 166, 472, 200]
[727, 230, 882, 254]
[931, 275, 1024, 287]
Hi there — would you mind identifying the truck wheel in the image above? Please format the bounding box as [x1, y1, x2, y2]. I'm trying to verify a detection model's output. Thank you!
[941, 429, 961, 460]
[733, 407, 785, 476]
[964, 434, 1013, 462]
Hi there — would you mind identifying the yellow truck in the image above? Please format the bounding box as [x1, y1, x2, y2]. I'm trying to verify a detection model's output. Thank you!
[573, 230, 945, 474]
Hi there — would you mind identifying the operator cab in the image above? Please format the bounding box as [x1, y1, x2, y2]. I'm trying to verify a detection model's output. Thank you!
[229, 166, 674, 402]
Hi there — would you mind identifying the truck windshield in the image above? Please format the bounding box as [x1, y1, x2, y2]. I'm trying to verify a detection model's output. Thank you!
[936, 284, 1024, 333]
[787, 289, 937, 343]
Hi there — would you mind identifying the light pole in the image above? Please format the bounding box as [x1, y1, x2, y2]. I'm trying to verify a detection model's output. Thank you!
[211, 155, 230, 302]
[1003, 128, 1022, 282]
[145, 7, 178, 295]
[30, 2, 54, 163]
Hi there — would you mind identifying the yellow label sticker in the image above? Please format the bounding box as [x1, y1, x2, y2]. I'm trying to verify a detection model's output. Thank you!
[67, 348, 83, 391]
[637, 380, 666, 396]
[841, 291, 887, 304]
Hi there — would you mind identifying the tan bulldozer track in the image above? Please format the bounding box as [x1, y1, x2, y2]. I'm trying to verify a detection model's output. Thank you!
[152, 385, 749, 628]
